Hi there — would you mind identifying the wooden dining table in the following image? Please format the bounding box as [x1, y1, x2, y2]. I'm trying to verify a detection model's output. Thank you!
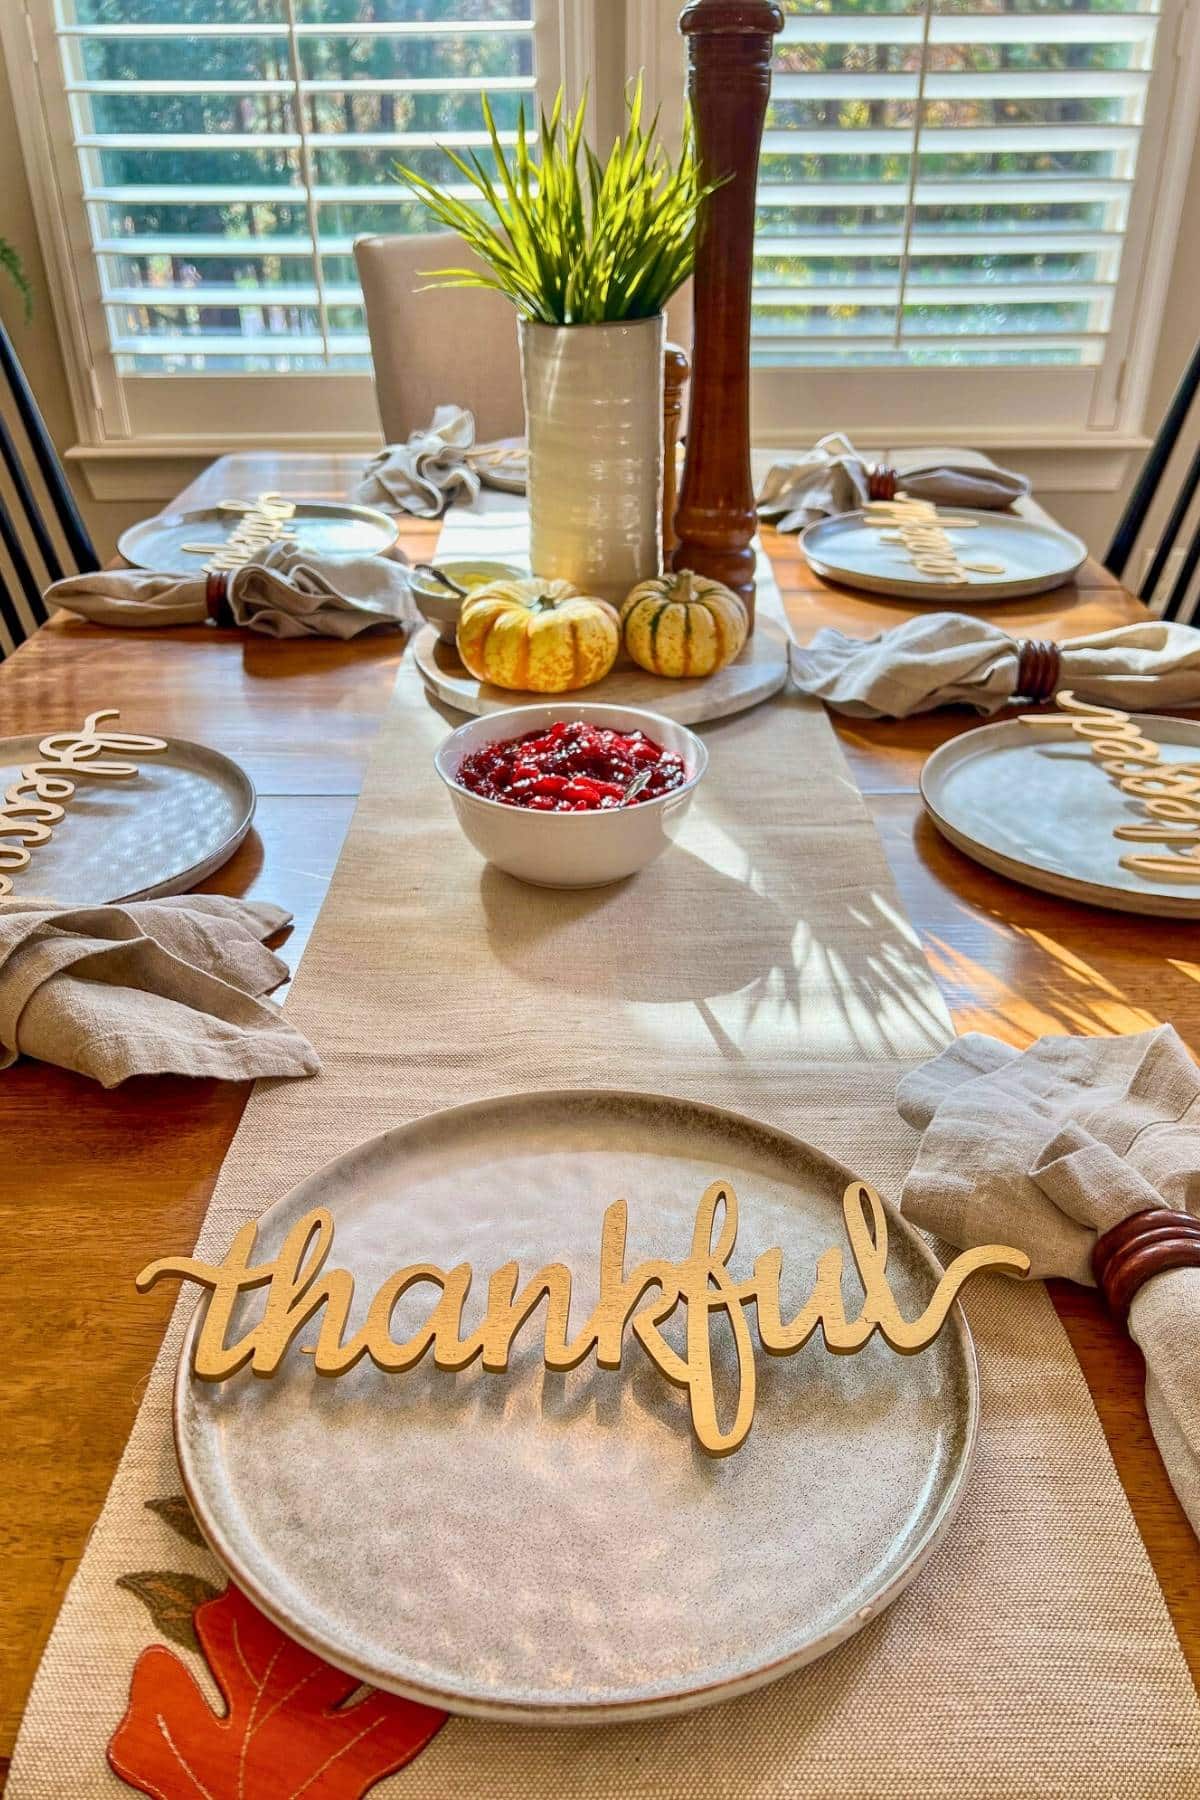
[1, 451, 1196, 1782]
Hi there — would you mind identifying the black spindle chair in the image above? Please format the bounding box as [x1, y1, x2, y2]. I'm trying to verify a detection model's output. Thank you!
[0, 317, 99, 659]
[1105, 339, 1200, 623]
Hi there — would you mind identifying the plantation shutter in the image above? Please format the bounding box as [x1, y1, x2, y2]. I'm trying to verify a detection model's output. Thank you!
[51, 1, 538, 374]
[757, 0, 1164, 369]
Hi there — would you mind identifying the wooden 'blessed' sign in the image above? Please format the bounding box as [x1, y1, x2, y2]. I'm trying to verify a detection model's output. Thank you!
[1022, 691, 1200, 882]
[0, 710, 168, 898]
[139, 1179, 1028, 1456]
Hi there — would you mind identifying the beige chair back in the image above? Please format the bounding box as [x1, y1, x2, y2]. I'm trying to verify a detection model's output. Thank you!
[355, 231, 695, 446]
[355, 232, 525, 445]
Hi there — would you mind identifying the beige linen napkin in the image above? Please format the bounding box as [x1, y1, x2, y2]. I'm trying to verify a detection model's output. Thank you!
[759, 432, 1030, 534]
[45, 543, 414, 638]
[354, 403, 484, 517]
[791, 613, 1200, 717]
[0, 895, 319, 1086]
[898, 1025, 1200, 1533]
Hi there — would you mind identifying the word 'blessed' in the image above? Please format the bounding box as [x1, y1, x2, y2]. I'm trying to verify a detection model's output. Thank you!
[0, 710, 168, 899]
[1021, 691, 1200, 882]
[138, 1180, 1028, 1457]
[182, 493, 299, 574]
[865, 496, 1007, 584]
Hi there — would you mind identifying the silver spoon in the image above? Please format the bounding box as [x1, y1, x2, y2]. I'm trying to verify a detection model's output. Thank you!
[621, 769, 653, 808]
[412, 563, 469, 598]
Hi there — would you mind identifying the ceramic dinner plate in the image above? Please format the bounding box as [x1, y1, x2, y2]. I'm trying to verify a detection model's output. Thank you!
[470, 437, 528, 494]
[175, 1090, 978, 1725]
[801, 508, 1087, 603]
[922, 715, 1200, 916]
[119, 501, 399, 577]
[412, 619, 791, 726]
[0, 734, 255, 904]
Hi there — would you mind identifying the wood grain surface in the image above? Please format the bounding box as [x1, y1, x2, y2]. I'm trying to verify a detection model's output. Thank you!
[0, 452, 1196, 1785]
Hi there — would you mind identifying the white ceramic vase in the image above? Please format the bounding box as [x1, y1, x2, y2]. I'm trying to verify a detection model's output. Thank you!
[519, 315, 665, 605]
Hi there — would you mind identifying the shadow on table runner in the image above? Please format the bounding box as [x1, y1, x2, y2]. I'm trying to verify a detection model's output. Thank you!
[9, 558, 1200, 1796]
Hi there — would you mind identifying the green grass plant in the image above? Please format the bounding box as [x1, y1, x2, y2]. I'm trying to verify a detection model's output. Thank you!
[394, 81, 718, 326]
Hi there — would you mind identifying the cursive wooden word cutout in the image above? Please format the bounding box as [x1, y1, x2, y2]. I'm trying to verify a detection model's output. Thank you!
[1020, 691, 1200, 882]
[182, 493, 299, 574]
[864, 496, 1006, 584]
[138, 1180, 1028, 1458]
[0, 709, 168, 899]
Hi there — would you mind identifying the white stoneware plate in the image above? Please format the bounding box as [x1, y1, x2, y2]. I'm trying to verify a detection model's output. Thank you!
[469, 437, 528, 494]
[800, 509, 1087, 603]
[118, 501, 399, 576]
[174, 1090, 978, 1725]
[0, 734, 255, 904]
[922, 715, 1200, 916]
[412, 619, 790, 726]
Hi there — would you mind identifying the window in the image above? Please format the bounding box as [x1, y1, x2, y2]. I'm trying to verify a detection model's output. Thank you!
[6, 0, 1200, 464]
[11, 0, 590, 451]
[756, 0, 1164, 373]
[637, 0, 1200, 452]
[53, 0, 541, 375]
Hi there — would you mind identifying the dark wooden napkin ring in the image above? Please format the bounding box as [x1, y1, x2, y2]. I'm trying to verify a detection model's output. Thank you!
[1016, 639, 1063, 702]
[867, 465, 898, 501]
[205, 571, 234, 628]
[1091, 1208, 1200, 1320]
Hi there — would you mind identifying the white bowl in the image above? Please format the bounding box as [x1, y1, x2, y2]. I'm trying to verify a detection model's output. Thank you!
[409, 559, 524, 644]
[434, 703, 708, 888]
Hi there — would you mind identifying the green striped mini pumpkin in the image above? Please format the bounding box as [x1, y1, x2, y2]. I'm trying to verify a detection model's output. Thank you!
[619, 573, 749, 680]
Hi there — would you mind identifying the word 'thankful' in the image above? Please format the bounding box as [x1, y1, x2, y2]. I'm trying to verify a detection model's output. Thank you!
[139, 1180, 1028, 1457]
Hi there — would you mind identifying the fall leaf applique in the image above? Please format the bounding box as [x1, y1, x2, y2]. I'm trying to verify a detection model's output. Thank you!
[108, 1583, 448, 1800]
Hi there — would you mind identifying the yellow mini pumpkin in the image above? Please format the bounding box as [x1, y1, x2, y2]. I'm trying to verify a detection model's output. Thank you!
[620, 572, 748, 679]
[457, 578, 621, 694]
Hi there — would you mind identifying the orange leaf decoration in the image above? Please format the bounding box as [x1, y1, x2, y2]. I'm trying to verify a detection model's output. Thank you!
[108, 1584, 447, 1800]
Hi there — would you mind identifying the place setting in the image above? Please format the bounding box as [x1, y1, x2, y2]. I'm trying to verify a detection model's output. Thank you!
[3, 4, 1200, 1799]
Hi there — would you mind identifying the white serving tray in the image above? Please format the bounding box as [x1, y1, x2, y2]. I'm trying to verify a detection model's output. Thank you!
[412, 618, 790, 726]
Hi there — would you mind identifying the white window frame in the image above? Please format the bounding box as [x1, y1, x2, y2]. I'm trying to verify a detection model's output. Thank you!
[633, 0, 1200, 467]
[5, 0, 1199, 490]
[4, 0, 601, 481]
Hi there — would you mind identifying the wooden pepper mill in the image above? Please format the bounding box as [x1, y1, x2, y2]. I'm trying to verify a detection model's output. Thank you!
[662, 343, 691, 562]
[672, 0, 783, 631]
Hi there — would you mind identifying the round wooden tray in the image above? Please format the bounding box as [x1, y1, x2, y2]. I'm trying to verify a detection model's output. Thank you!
[412, 620, 791, 725]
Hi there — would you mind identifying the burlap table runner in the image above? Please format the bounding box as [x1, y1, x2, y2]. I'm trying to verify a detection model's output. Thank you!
[9, 538, 1199, 1796]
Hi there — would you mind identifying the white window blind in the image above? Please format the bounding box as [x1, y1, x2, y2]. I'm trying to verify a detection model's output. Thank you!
[757, 0, 1163, 369]
[51, 0, 538, 375]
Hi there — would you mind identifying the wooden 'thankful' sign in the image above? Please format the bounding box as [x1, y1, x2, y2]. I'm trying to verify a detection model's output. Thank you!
[138, 1179, 1028, 1458]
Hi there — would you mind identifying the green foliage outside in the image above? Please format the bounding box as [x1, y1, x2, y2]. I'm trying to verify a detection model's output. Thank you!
[0, 239, 33, 323]
[71, 0, 1150, 370]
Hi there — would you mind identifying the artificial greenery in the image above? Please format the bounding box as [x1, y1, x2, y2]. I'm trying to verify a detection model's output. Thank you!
[0, 238, 32, 323]
[395, 82, 718, 327]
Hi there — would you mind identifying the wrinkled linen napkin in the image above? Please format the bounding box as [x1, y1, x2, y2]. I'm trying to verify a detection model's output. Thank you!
[758, 431, 1031, 534]
[791, 613, 1200, 718]
[46, 542, 414, 639]
[898, 1026, 1200, 1535]
[354, 403, 483, 517]
[0, 895, 319, 1086]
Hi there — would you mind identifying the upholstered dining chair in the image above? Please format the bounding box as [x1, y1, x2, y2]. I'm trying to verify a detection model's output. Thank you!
[0, 318, 99, 659]
[1105, 338, 1200, 623]
[355, 230, 694, 447]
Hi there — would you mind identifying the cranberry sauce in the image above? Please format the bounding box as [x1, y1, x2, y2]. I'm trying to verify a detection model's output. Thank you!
[456, 720, 688, 812]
